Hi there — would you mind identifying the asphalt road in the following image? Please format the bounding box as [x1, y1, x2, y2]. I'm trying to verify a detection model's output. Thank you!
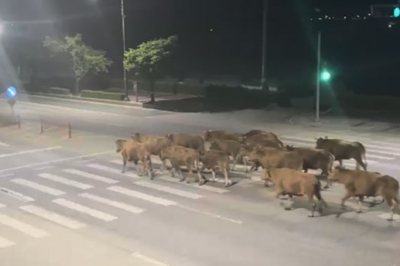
[0, 96, 399, 265]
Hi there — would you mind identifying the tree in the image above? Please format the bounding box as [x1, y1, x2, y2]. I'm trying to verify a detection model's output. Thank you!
[124, 35, 178, 103]
[43, 34, 112, 95]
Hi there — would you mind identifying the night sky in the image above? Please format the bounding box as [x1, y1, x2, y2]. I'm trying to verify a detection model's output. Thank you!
[1, 0, 400, 94]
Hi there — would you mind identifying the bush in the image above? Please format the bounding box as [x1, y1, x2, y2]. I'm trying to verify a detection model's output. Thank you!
[80, 90, 125, 101]
[46, 87, 71, 95]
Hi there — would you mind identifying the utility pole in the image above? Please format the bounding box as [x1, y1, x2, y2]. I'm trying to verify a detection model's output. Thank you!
[261, 0, 268, 89]
[121, 0, 129, 100]
[315, 31, 321, 122]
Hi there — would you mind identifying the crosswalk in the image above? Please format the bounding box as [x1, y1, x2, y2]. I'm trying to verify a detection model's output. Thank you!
[0, 133, 398, 250]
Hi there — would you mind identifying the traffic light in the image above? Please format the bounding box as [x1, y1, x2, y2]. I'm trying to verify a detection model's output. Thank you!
[320, 69, 331, 82]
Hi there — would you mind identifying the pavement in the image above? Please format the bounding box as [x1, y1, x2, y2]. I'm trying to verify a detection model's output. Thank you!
[0, 96, 399, 265]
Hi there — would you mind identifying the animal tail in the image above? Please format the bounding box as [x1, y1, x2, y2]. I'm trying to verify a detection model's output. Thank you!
[315, 180, 328, 208]
[357, 142, 368, 168]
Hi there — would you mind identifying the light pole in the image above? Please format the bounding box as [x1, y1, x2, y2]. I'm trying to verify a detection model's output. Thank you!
[120, 0, 129, 100]
[315, 31, 321, 122]
[260, 0, 268, 89]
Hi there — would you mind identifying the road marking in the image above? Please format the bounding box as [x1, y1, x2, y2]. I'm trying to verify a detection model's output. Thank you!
[131, 252, 170, 266]
[108, 186, 177, 206]
[0, 141, 9, 147]
[377, 213, 400, 222]
[365, 154, 395, 160]
[176, 204, 243, 224]
[0, 151, 114, 173]
[0, 203, 6, 208]
[156, 176, 230, 194]
[53, 198, 117, 222]
[0, 187, 35, 202]
[79, 193, 144, 214]
[0, 146, 62, 158]
[63, 169, 119, 184]
[0, 236, 15, 248]
[0, 213, 49, 238]
[35, 166, 54, 171]
[11, 179, 65, 196]
[0, 173, 14, 178]
[38, 173, 93, 190]
[20, 205, 86, 229]
[364, 143, 400, 152]
[87, 163, 140, 179]
[134, 180, 203, 200]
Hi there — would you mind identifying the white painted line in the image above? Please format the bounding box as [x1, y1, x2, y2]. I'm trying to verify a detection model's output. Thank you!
[377, 213, 400, 222]
[131, 252, 170, 266]
[87, 163, 140, 179]
[0, 187, 35, 202]
[38, 173, 93, 190]
[156, 176, 230, 194]
[0, 236, 15, 248]
[281, 136, 314, 143]
[79, 193, 144, 214]
[53, 198, 117, 222]
[0, 146, 62, 159]
[369, 140, 400, 147]
[63, 169, 119, 184]
[176, 204, 243, 225]
[0, 203, 6, 208]
[108, 186, 177, 206]
[134, 180, 203, 200]
[0, 173, 14, 178]
[365, 154, 395, 160]
[0, 213, 49, 238]
[35, 166, 54, 171]
[0, 141, 10, 147]
[0, 151, 114, 174]
[364, 143, 400, 152]
[11, 179, 65, 196]
[20, 205, 86, 229]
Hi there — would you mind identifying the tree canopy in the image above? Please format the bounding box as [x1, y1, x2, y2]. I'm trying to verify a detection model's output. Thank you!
[43, 34, 112, 94]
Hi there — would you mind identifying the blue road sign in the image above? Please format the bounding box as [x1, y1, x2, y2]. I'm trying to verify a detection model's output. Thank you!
[5, 86, 17, 99]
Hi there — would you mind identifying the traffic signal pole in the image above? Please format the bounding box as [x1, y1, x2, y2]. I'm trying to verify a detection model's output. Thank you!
[315, 31, 321, 122]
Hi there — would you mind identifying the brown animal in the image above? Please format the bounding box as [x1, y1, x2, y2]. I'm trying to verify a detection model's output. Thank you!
[242, 129, 279, 140]
[203, 130, 241, 142]
[264, 168, 328, 217]
[166, 133, 205, 153]
[131, 133, 172, 170]
[315, 137, 367, 170]
[286, 145, 335, 189]
[243, 134, 284, 149]
[209, 139, 242, 170]
[247, 148, 303, 173]
[159, 145, 203, 184]
[328, 168, 399, 221]
[238, 143, 261, 173]
[199, 149, 232, 186]
[115, 139, 153, 179]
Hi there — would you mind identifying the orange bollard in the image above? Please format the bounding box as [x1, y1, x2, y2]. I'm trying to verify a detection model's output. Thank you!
[40, 119, 43, 134]
[68, 123, 71, 138]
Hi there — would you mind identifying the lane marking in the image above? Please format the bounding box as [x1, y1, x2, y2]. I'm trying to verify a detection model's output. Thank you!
[35, 166, 54, 171]
[79, 193, 144, 214]
[87, 163, 140, 179]
[0, 236, 15, 248]
[11, 179, 65, 196]
[0, 213, 49, 238]
[63, 169, 119, 184]
[108, 186, 177, 206]
[0, 141, 10, 147]
[0, 173, 14, 178]
[0, 151, 114, 173]
[20, 205, 86, 229]
[377, 213, 400, 222]
[0, 187, 35, 202]
[176, 204, 243, 225]
[0, 146, 62, 158]
[53, 198, 117, 222]
[38, 173, 93, 190]
[131, 252, 170, 266]
[134, 180, 203, 200]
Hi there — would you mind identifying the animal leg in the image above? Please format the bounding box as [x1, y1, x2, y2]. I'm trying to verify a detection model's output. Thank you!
[340, 192, 353, 209]
[356, 196, 363, 213]
[210, 169, 217, 183]
[178, 168, 185, 182]
[223, 167, 232, 187]
[121, 158, 127, 173]
[231, 155, 239, 171]
[386, 196, 398, 221]
[307, 195, 317, 217]
[242, 156, 249, 173]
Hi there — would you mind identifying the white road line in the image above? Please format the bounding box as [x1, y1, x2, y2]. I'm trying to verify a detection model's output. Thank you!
[0, 141, 10, 147]
[377, 213, 400, 222]
[156, 176, 230, 194]
[0, 203, 6, 208]
[364, 143, 400, 152]
[281, 136, 315, 143]
[63, 169, 119, 184]
[134, 180, 203, 200]
[38, 173, 93, 190]
[35, 166, 54, 171]
[176, 204, 243, 225]
[0, 173, 14, 178]
[108, 186, 177, 206]
[79, 193, 144, 214]
[131, 252, 170, 266]
[365, 154, 395, 160]
[53, 198, 117, 222]
[0, 146, 62, 158]
[11, 179, 65, 196]
[87, 163, 140, 179]
[20, 205, 86, 229]
[0, 213, 49, 238]
[0, 236, 15, 248]
[0, 187, 35, 202]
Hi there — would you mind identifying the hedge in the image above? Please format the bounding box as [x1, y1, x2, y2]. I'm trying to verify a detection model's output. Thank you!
[80, 90, 125, 101]
[23, 85, 71, 95]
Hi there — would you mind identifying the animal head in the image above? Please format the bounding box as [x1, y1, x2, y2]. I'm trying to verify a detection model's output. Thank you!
[285, 144, 295, 151]
[165, 134, 173, 141]
[131, 132, 141, 141]
[203, 130, 212, 141]
[209, 141, 217, 150]
[315, 137, 329, 148]
[115, 139, 127, 153]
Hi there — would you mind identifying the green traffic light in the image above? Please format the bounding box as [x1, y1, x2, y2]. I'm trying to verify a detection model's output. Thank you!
[394, 7, 400, 18]
[320, 70, 331, 81]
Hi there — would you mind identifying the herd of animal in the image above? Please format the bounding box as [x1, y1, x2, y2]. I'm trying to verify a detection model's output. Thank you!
[115, 129, 399, 221]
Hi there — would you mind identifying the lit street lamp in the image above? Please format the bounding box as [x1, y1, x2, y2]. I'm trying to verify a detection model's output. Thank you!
[315, 31, 331, 122]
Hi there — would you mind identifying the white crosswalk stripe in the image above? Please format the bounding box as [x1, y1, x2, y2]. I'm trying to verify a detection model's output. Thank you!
[52, 198, 118, 222]
[134, 180, 203, 200]
[79, 193, 144, 214]
[0, 236, 15, 248]
[38, 173, 93, 190]
[20, 205, 86, 229]
[0, 213, 49, 238]
[11, 179, 66, 196]
[87, 163, 140, 179]
[108, 186, 177, 206]
[62, 169, 119, 184]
